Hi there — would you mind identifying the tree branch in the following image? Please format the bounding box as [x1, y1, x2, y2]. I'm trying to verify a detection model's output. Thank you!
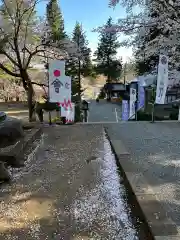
[25, 48, 45, 69]
[0, 63, 20, 77]
[31, 81, 48, 87]
[22, 0, 38, 65]
[0, 50, 19, 67]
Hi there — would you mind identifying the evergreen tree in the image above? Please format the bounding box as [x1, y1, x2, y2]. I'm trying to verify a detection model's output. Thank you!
[72, 22, 93, 77]
[46, 0, 66, 42]
[66, 22, 94, 101]
[94, 17, 121, 83]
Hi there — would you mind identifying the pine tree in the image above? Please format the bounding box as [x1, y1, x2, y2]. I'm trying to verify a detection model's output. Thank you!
[94, 17, 121, 82]
[46, 0, 65, 42]
[72, 22, 93, 77]
[65, 22, 93, 101]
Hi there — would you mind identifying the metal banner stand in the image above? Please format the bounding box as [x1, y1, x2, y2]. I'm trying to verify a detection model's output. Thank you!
[47, 64, 52, 125]
[150, 87, 156, 123]
[151, 103, 155, 123]
[135, 100, 138, 121]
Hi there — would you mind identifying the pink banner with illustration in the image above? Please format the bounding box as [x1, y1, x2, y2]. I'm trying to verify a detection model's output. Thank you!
[49, 60, 71, 109]
[61, 103, 75, 123]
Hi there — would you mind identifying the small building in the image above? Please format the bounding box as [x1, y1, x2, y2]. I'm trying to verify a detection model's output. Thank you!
[104, 83, 126, 99]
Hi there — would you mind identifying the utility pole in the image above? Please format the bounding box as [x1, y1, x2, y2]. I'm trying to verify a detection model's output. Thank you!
[123, 62, 127, 85]
[78, 56, 81, 100]
[77, 27, 81, 102]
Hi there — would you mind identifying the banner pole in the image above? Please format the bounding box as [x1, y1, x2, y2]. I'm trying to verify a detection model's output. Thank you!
[47, 61, 52, 125]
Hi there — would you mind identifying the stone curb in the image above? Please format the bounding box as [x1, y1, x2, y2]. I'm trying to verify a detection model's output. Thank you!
[0, 127, 42, 165]
[104, 128, 179, 240]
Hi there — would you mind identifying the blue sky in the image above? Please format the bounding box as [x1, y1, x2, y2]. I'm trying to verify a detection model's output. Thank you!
[37, 0, 132, 62]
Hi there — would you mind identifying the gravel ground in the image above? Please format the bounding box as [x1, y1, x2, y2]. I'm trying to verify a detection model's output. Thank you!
[106, 121, 180, 233]
[0, 124, 143, 240]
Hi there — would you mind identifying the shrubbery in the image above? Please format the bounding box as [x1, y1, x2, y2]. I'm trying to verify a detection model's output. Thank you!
[129, 109, 178, 121]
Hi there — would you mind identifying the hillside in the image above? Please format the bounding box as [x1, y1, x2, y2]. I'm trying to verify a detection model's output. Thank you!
[81, 75, 106, 99]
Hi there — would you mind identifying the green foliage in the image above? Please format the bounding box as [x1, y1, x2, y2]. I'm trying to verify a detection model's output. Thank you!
[46, 0, 66, 42]
[169, 111, 178, 120]
[135, 56, 158, 76]
[133, 109, 178, 121]
[72, 22, 94, 77]
[94, 17, 122, 82]
[98, 88, 106, 99]
[65, 22, 94, 101]
[75, 23, 93, 77]
[129, 110, 165, 121]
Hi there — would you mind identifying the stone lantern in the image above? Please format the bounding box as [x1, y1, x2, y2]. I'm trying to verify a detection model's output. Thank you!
[81, 100, 89, 110]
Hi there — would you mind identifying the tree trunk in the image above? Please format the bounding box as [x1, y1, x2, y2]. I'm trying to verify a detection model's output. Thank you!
[27, 84, 36, 122]
[21, 70, 36, 122]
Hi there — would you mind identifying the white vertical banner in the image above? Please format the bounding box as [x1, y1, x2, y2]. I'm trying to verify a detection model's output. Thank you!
[61, 103, 75, 123]
[66, 103, 75, 123]
[155, 55, 168, 104]
[129, 88, 136, 119]
[49, 60, 71, 108]
[178, 107, 180, 121]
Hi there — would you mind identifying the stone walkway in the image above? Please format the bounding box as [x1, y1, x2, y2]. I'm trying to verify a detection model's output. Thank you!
[0, 124, 143, 239]
[106, 121, 180, 240]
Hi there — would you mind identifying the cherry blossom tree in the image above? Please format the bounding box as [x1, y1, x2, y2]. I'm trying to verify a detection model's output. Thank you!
[105, 0, 180, 79]
[0, 0, 78, 121]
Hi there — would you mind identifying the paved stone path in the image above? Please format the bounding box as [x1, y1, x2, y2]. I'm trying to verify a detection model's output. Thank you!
[106, 121, 180, 239]
[0, 125, 144, 239]
[88, 100, 122, 123]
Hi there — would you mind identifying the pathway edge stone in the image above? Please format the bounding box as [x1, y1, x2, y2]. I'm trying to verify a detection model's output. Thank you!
[105, 127, 179, 240]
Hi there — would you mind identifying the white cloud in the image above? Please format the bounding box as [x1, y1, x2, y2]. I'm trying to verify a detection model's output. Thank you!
[117, 47, 133, 63]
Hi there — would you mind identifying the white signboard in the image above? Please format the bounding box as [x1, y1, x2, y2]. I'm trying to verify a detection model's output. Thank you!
[155, 55, 168, 104]
[129, 88, 136, 120]
[49, 60, 71, 109]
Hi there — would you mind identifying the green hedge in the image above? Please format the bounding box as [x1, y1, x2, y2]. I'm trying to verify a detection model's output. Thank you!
[129, 110, 178, 121]
[169, 112, 178, 120]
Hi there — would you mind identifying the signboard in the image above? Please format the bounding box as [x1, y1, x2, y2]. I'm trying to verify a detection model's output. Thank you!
[129, 88, 136, 119]
[155, 55, 168, 104]
[49, 60, 71, 108]
[122, 100, 129, 121]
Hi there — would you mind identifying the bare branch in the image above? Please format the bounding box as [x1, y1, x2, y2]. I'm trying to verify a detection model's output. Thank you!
[22, 0, 39, 65]
[1, 0, 15, 26]
[31, 81, 48, 87]
[25, 46, 45, 68]
[0, 63, 20, 77]
[0, 50, 19, 67]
